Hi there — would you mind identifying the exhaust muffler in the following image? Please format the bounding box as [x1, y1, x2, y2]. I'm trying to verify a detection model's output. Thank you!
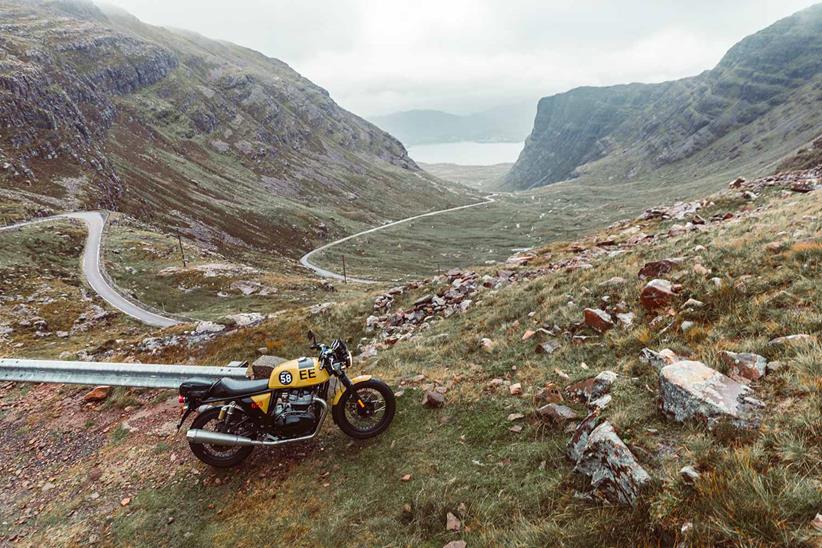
[186, 399, 328, 447]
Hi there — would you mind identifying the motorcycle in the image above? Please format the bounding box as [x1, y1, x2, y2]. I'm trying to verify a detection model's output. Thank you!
[177, 331, 396, 467]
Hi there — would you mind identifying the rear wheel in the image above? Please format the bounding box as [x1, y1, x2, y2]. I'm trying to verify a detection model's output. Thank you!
[188, 407, 255, 468]
[333, 379, 396, 439]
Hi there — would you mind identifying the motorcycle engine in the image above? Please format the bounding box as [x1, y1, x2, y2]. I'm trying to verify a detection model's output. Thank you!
[273, 391, 317, 437]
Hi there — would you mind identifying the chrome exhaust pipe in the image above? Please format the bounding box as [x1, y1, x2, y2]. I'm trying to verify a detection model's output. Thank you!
[186, 399, 328, 447]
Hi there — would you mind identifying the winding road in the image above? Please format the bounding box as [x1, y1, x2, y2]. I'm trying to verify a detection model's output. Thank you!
[0, 212, 179, 328]
[299, 194, 497, 283]
[0, 194, 496, 326]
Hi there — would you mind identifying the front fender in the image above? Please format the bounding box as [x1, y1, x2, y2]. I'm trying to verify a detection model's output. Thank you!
[331, 375, 373, 405]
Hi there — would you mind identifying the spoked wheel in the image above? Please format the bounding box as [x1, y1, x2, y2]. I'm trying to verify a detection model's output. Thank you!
[333, 379, 396, 439]
[188, 407, 255, 468]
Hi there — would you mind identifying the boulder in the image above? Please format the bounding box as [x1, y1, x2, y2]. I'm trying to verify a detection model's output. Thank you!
[642, 279, 678, 312]
[768, 334, 814, 347]
[446, 512, 461, 532]
[566, 370, 617, 403]
[194, 321, 225, 334]
[222, 313, 265, 327]
[422, 391, 445, 408]
[537, 403, 578, 423]
[480, 338, 496, 353]
[534, 384, 563, 405]
[598, 276, 626, 287]
[639, 348, 679, 370]
[638, 258, 683, 279]
[535, 339, 560, 354]
[615, 312, 635, 328]
[680, 465, 701, 484]
[573, 422, 651, 506]
[680, 298, 704, 310]
[589, 394, 612, 411]
[718, 351, 768, 382]
[659, 361, 764, 428]
[83, 386, 112, 402]
[583, 308, 614, 333]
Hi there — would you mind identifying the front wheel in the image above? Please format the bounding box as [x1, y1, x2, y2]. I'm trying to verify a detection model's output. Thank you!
[333, 379, 396, 439]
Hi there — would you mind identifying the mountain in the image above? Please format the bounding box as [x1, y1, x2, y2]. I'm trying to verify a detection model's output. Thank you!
[506, 4, 822, 189]
[0, 0, 471, 256]
[371, 101, 536, 146]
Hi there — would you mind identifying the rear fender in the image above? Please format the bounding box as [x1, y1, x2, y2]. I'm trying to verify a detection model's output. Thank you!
[331, 375, 373, 405]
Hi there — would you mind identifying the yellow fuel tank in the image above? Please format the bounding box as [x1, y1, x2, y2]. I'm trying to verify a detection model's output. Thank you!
[268, 357, 329, 389]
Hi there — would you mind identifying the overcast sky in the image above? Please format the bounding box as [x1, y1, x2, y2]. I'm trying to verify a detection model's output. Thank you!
[102, 0, 819, 117]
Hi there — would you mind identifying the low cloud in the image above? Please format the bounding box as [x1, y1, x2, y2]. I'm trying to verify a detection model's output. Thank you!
[104, 0, 819, 116]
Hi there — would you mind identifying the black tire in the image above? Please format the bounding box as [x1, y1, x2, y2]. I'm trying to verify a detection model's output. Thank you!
[188, 407, 254, 468]
[333, 379, 396, 440]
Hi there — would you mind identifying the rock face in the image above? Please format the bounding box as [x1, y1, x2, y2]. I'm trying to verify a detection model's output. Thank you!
[659, 361, 764, 428]
[504, 4, 822, 190]
[573, 422, 651, 506]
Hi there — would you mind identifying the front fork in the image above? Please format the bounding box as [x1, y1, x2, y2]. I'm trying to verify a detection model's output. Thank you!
[338, 372, 368, 412]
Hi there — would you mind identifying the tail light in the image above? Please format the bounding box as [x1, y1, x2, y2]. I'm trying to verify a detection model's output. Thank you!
[178, 395, 185, 404]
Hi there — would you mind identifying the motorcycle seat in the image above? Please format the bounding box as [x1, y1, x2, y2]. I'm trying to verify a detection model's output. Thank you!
[208, 377, 271, 398]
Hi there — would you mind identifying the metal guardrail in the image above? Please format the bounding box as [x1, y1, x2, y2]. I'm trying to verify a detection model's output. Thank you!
[0, 359, 248, 389]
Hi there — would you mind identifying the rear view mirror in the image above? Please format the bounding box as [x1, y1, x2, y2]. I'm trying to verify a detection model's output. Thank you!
[307, 330, 317, 345]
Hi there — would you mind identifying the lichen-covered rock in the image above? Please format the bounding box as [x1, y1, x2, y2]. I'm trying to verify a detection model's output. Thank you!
[567, 410, 603, 462]
[659, 360, 764, 428]
[573, 422, 651, 505]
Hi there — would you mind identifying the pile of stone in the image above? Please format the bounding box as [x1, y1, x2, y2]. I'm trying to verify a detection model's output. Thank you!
[365, 269, 522, 346]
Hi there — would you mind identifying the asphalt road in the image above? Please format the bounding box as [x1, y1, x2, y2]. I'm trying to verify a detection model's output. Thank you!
[0, 212, 179, 328]
[299, 194, 497, 283]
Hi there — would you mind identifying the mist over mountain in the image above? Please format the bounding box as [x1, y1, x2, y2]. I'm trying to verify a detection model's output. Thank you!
[370, 101, 536, 146]
[506, 3, 822, 190]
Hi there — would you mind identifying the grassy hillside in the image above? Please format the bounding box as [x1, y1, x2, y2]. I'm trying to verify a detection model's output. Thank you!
[0, 0, 474, 259]
[1, 168, 818, 546]
[506, 4, 822, 191]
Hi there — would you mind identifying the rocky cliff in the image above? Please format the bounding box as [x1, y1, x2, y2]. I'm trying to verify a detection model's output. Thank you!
[0, 0, 469, 255]
[506, 4, 822, 189]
